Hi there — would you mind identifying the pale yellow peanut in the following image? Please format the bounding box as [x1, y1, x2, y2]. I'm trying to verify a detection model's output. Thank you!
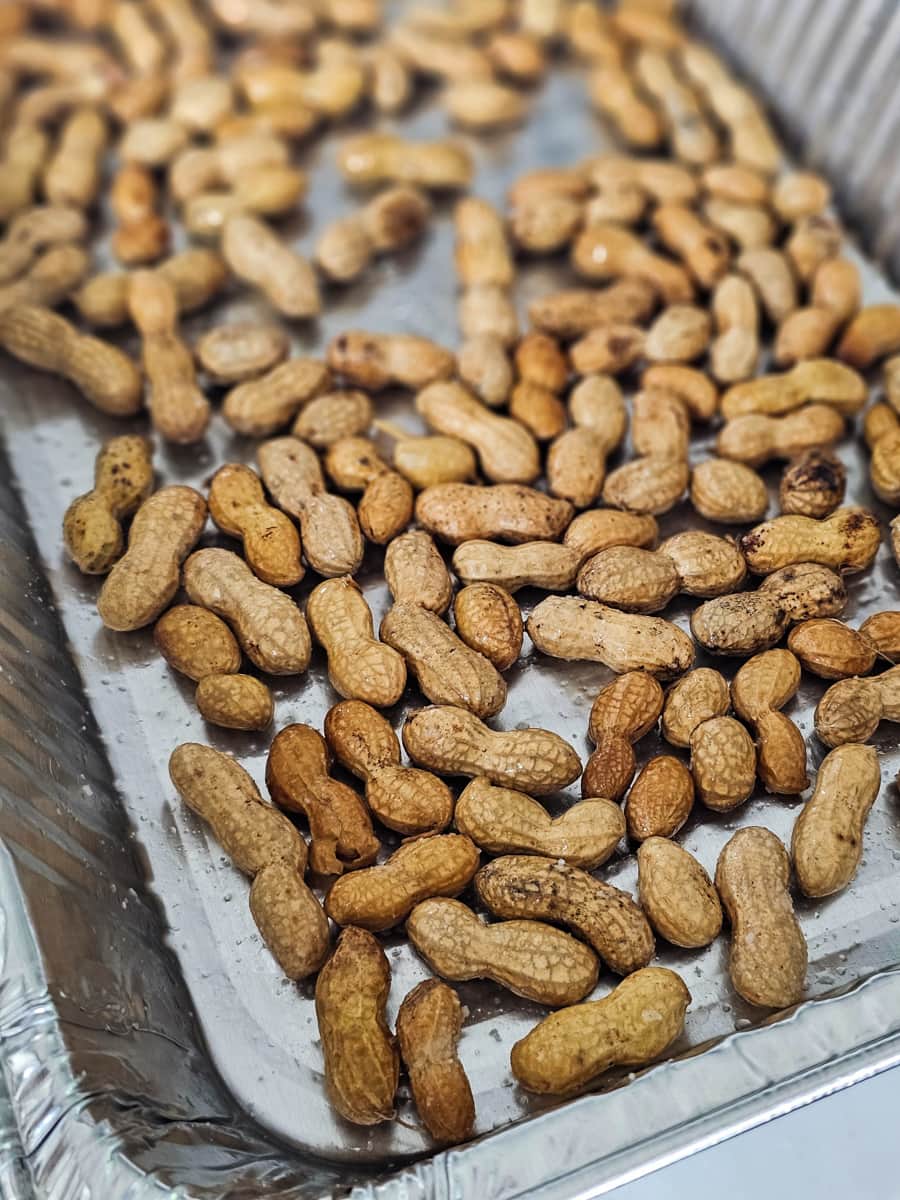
[295, 390, 373, 448]
[307, 578, 405, 707]
[716, 404, 845, 467]
[458, 283, 519, 346]
[407, 897, 598, 1007]
[452, 582, 522, 672]
[97, 486, 206, 632]
[582, 671, 663, 802]
[369, 45, 413, 113]
[208, 0, 314, 35]
[779, 449, 846, 518]
[679, 44, 780, 172]
[635, 47, 719, 164]
[602, 456, 690, 516]
[110, 0, 166, 74]
[585, 155, 698, 205]
[384, 530, 451, 613]
[406, 0, 508, 37]
[858, 611, 900, 663]
[584, 177, 646, 227]
[315, 186, 431, 283]
[108, 76, 170, 124]
[119, 117, 189, 167]
[457, 334, 513, 407]
[154, 604, 241, 681]
[0, 125, 49, 222]
[814, 666, 900, 747]
[323, 436, 412, 544]
[737, 247, 798, 324]
[415, 380, 539, 484]
[391, 24, 493, 81]
[183, 547, 311, 675]
[508, 165, 589, 207]
[196, 323, 288, 385]
[511, 967, 690, 1095]
[224, 360, 331, 437]
[625, 755, 694, 840]
[774, 259, 861, 367]
[2, 35, 114, 78]
[771, 171, 830, 220]
[42, 106, 106, 209]
[376, 423, 476, 489]
[237, 60, 365, 118]
[63, 435, 153, 575]
[338, 132, 472, 190]
[864, 401, 900, 505]
[721, 360, 866, 421]
[644, 304, 711, 363]
[171, 73, 232, 132]
[0, 205, 87, 286]
[403, 705, 581, 796]
[739, 507, 880, 576]
[487, 27, 545, 81]
[731, 649, 807, 794]
[563, 509, 658, 559]
[443, 78, 527, 130]
[547, 374, 627, 508]
[703, 198, 776, 251]
[222, 214, 319, 319]
[456, 200, 516, 287]
[572, 222, 693, 304]
[569, 322, 645, 376]
[703, 163, 770, 205]
[837, 304, 900, 368]
[637, 839, 722, 948]
[642, 364, 718, 421]
[631, 388, 690, 460]
[786, 215, 843, 283]
[690, 458, 768, 524]
[662, 668, 730, 748]
[710, 273, 758, 383]
[150, 0, 213, 78]
[396, 979, 474, 1146]
[588, 62, 665, 148]
[196, 673, 273, 732]
[208, 463, 303, 587]
[528, 279, 657, 339]
[327, 330, 454, 391]
[528, 594, 694, 678]
[453, 541, 581, 594]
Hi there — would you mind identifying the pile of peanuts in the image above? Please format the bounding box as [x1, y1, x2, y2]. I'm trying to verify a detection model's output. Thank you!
[8, 0, 900, 1144]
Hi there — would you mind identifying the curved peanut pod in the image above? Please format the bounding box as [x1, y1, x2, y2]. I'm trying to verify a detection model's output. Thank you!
[327, 329, 455, 390]
[208, 462, 303, 586]
[739, 507, 880, 576]
[249, 860, 330, 980]
[416, 483, 573, 545]
[637, 838, 722, 948]
[721, 360, 866, 419]
[396, 979, 475, 1145]
[453, 540, 581, 593]
[814, 666, 900, 747]
[407, 897, 599, 1006]
[453, 582, 523, 671]
[511, 967, 690, 1095]
[223, 213, 320, 319]
[307, 577, 406, 707]
[416, 380, 540, 484]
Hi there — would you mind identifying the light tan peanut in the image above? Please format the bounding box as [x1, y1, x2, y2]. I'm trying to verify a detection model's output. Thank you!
[731, 649, 807, 794]
[457, 334, 513, 408]
[602, 456, 690, 516]
[63, 435, 153, 575]
[0, 304, 142, 416]
[642, 364, 718, 421]
[737, 247, 798, 324]
[407, 897, 598, 1006]
[327, 331, 454, 392]
[324, 700, 453, 835]
[396, 980, 474, 1146]
[547, 375, 627, 508]
[584, 178, 646, 227]
[128, 270, 209, 444]
[837, 304, 900, 368]
[443, 78, 528, 130]
[864, 401, 900, 504]
[295, 390, 373, 448]
[716, 404, 845, 466]
[391, 24, 493, 81]
[224, 360, 331, 437]
[150, 0, 213, 78]
[315, 927, 397, 1126]
[384, 530, 451, 613]
[43, 106, 106, 209]
[170, 73, 232, 132]
[716, 827, 807, 1008]
[154, 604, 241, 681]
[792, 744, 880, 897]
[630, 388, 690, 459]
[158, 248, 227, 315]
[859, 611, 900, 663]
[569, 322, 645, 376]
[119, 117, 188, 167]
[652, 203, 730, 289]
[267, 723, 379, 874]
[740, 507, 880, 576]
[772, 171, 830, 220]
[110, 164, 169, 266]
[588, 62, 665, 148]
[774, 259, 861, 367]
[886, 355, 900, 412]
[324, 436, 413, 545]
[376, 424, 476, 489]
[710, 274, 758, 383]
[208, 0, 314, 35]
[679, 45, 780, 171]
[637, 839, 722, 948]
[511, 965, 689, 1095]
[326, 834, 479, 931]
[413, 381, 539, 484]
[380, 602, 506, 718]
[572, 223, 693, 304]
[510, 368, 567, 442]
[624, 756, 694, 840]
[528, 279, 657, 339]
[703, 163, 770, 205]
[416, 482, 572, 546]
[508, 166, 590, 208]
[721, 360, 865, 421]
[453, 541, 581, 594]
[688, 715, 756, 811]
[585, 154, 699, 204]
[634, 48, 719, 164]
[0, 242, 88, 312]
[643, 304, 711, 363]
[256, 437, 364, 577]
[566, 2, 624, 64]
[453, 583, 522, 671]
[338, 133, 472, 190]
[691, 562, 847, 655]
[208, 463, 302, 587]
[457, 284, 519, 347]
[97, 486, 205, 632]
[662, 668, 730, 747]
[196, 673, 273, 731]
[690, 458, 768, 524]
[237, 59, 365, 119]
[779, 449, 846, 518]
[528, 595, 694, 678]
[307, 578, 405, 707]
[169, 744, 328, 981]
[316, 187, 431, 283]
[785, 215, 842, 283]
[406, 0, 507, 36]
[369, 44, 413, 113]
[222, 214, 319, 320]
[196, 323, 288, 385]
[582, 672, 663, 802]
[563, 509, 658, 560]
[815, 665, 900, 747]
[110, 0, 166, 73]
[613, 5, 685, 46]
[487, 27, 545, 81]
[108, 75, 170, 124]
[0, 125, 49, 222]
[403, 705, 581, 795]
[703, 198, 776, 251]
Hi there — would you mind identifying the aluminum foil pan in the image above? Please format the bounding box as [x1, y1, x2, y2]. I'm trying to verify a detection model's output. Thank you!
[2, 5, 900, 1198]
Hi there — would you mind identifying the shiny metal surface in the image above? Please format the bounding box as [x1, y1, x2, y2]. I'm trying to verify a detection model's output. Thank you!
[2, 7, 900, 1199]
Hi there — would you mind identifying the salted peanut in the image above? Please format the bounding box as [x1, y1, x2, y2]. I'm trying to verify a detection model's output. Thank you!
[703, 199, 776, 251]
[572, 223, 693, 304]
[267, 724, 379, 874]
[785, 215, 842, 284]
[717, 403, 845, 467]
[662, 668, 730, 747]
[384, 530, 452, 613]
[453, 583, 522, 671]
[690, 458, 767, 524]
[652, 204, 730, 289]
[588, 62, 665, 149]
[564, 509, 658, 560]
[569, 323, 645, 376]
[308, 578, 406, 707]
[407, 897, 598, 1006]
[637, 839, 722, 948]
[793, 744, 880, 898]
[327, 330, 454, 392]
[703, 163, 769, 205]
[778, 449, 846, 520]
[222, 214, 319, 320]
[788, 618, 876, 680]
[443, 79, 528, 130]
[644, 304, 711, 363]
[380, 603, 506, 718]
[721, 360, 865, 422]
[624, 756, 694, 840]
[453, 541, 581, 594]
[730, 649, 806, 793]
[716, 827, 806, 1008]
[43, 107, 107, 210]
[528, 279, 657, 339]
[602, 456, 690, 516]
[169, 745, 328, 980]
[368, 44, 412, 113]
[582, 672, 663, 802]
[325, 700, 453, 835]
[710, 274, 759, 384]
[119, 117, 188, 167]
[154, 605, 241, 681]
[457, 284, 519, 347]
[859, 611, 900, 663]
[737, 248, 798, 324]
[338, 132, 472, 190]
[293, 390, 372, 448]
[315, 927, 397, 1126]
[528, 595, 694, 678]
[325, 437, 413, 545]
[774, 259, 861, 367]
[395, 979, 474, 1146]
[815, 666, 900, 747]
[740, 507, 880, 576]
[63, 435, 153, 575]
[634, 48, 719, 164]
[195, 323, 288, 385]
[128, 271, 210, 444]
[547, 376, 627, 508]
[0, 206, 87, 287]
[224, 360, 331, 437]
[207, 463, 302, 587]
[94, 486, 205, 632]
[836, 303, 900, 368]
[772, 171, 830, 221]
[417, 482, 572, 546]
[403, 705, 581, 795]
[643, 364, 718, 420]
[196, 673, 273, 731]
[415, 381, 539, 484]
[457, 335, 513, 407]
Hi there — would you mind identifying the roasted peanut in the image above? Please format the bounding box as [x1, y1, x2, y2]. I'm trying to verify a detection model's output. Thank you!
[716, 827, 807, 1008]
[0, 125, 49, 223]
[588, 63, 665, 149]
[528, 595, 694, 678]
[643, 364, 718, 421]
[624, 756, 694, 841]
[224, 359, 331, 437]
[403, 706, 582, 796]
[196, 673, 274, 731]
[154, 604, 241, 681]
[637, 839, 722, 949]
[710, 273, 759, 383]
[294, 390, 373, 448]
[703, 198, 776, 251]
[737, 247, 798, 324]
[75, 250, 227, 329]
[171, 73, 233, 132]
[453, 541, 581, 594]
[0, 206, 86, 286]
[315, 928, 398, 1126]
[327, 330, 454, 391]
[223, 214, 319, 320]
[183, 548, 311, 675]
[859, 611, 900, 663]
[774, 258, 860, 367]
[455, 196, 514, 291]
[510, 333, 568, 440]
[457, 334, 513, 408]
[324, 436, 413, 545]
[662, 668, 730, 746]
[416, 381, 539, 485]
[582, 671, 663, 802]
[528, 279, 657, 339]
[863, 400, 900, 505]
[838, 304, 900, 368]
[390, 24, 492, 81]
[787, 618, 877, 680]
[384, 530, 452, 614]
[315, 186, 431, 283]
[119, 117, 189, 167]
[338, 132, 472, 190]
[634, 48, 719, 164]
[815, 665, 900, 747]
[110, 163, 169, 266]
[572, 223, 693, 304]
[326, 834, 480, 931]
[785, 215, 843, 284]
[452, 583, 523, 671]
[739, 507, 879, 576]
[0, 242, 89, 313]
[63, 435, 154, 574]
[652, 203, 730, 289]
[716, 404, 845, 466]
[585, 155, 698, 205]
[779, 449, 846, 518]
[690, 458, 768, 524]
[721, 360, 866, 421]
[444, 78, 528, 130]
[209, 463, 304, 586]
[731, 649, 807, 794]
[369, 45, 413, 113]
[487, 28, 545, 81]
[663, 671, 756, 812]
[602, 456, 690, 516]
[407, 897, 599, 1006]
[703, 163, 770, 206]
[196, 323, 288, 385]
[563, 509, 658, 560]
[396, 979, 474, 1145]
[375, 423, 476, 489]
[169, 744, 328, 981]
[547, 374, 627, 508]
[43, 106, 107, 209]
[307, 578, 406, 708]
[509, 190, 583, 255]
[416, 483, 573, 546]
[267, 723, 379, 874]
[571, 324, 645, 375]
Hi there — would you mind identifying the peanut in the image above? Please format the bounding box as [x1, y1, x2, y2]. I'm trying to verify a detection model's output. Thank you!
[384, 530, 452, 614]
[256, 437, 364, 577]
[814, 665, 900, 747]
[716, 404, 845, 466]
[307, 578, 406, 708]
[779, 449, 846, 518]
[380, 603, 506, 719]
[415, 381, 539, 485]
[690, 458, 768, 524]
[588, 63, 665, 149]
[731, 649, 807, 794]
[327, 330, 454, 391]
[222, 214, 319, 320]
[402, 705, 582, 796]
[326, 834, 480, 931]
[864, 400, 900, 504]
[716, 827, 807, 1008]
[444, 78, 528, 130]
[787, 618, 877, 679]
[547, 374, 627, 507]
[266, 723, 379, 874]
[63, 434, 154, 574]
[171, 74, 233, 132]
[572, 223, 694, 304]
[487, 29, 546, 82]
[452, 583, 523, 671]
[224, 359, 331, 436]
[315, 928, 398, 1126]
[703, 164, 770, 206]
[416, 483, 573, 545]
[772, 171, 830, 220]
[396, 979, 474, 1145]
[406, 897, 599, 1007]
[0, 205, 87, 286]
[858, 611, 900, 663]
[169, 743, 328, 980]
[294, 390, 373, 448]
[74, 250, 227, 328]
[510, 333, 569, 440]
[110, 163, 169, 266]
[0, 125, 49, 222]
[563, 509, 658, 560]
[154, 604, 241, 681]
[774, 258, 860, 367]
[721, 359, 866, 420]
[183, 548, 311, 675]
[624, 755, 695, 840]
[710, 273, 759, 383]
[785, 215, 843, 283]
[634, 48, 719, 164]
[119, 117, 189, 167]
[704, 199, 777, 251]
[369, 45, 413, 113]
[663, 668, 730, 746]
[739, 507, 880, 576]
[338, 132, 472, 190]
[585, 155, 698, 206]
[737, 248, 798, 324]
[390, 25, 493, 81]
[324, 436, 413, 545]
[43, 106, 107, 209]
[0, 243, 89, 312]
[453, 541, 582, 594]
[196, 673, 273, 732]
[376, 423, 476, 489]
[509, 190, 583, 255]
[528, 279, 657, 339]
[643, 364, 717, 422]
[324, 699, 453, 835]
[528, 595, 694, 678]
[582, 671, 664, 801]
[195, 323, 288, 384]
[652, 203, 730, 289]
[637, 839, 722, 948]
[315, 186, 431, 283]
[837, 304, 900, 368]
[510, 967, 690, 1095]
[457, 334, 513, 408]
